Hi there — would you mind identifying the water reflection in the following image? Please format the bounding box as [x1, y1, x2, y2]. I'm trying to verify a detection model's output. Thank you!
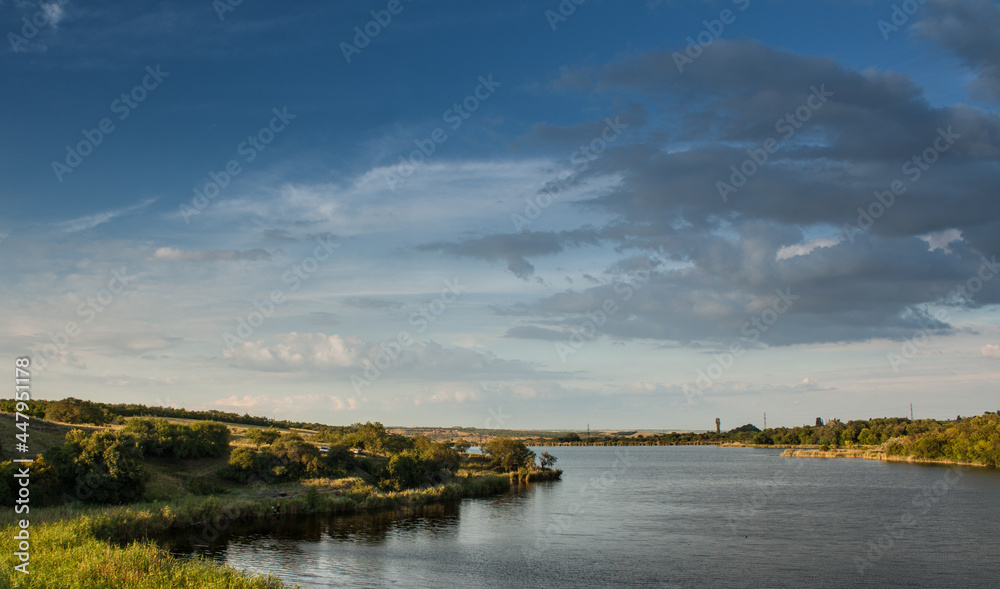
[160, 502, 468, 557]
[154, 448, 1000, 589]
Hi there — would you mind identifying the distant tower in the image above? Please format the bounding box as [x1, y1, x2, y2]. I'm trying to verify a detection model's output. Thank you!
[715, 418, 721, 434]
[910, 403, 914, 420]
[764, 412, 767, 429]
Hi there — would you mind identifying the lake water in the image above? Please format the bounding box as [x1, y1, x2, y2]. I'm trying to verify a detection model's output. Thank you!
[163, 446, 1000, 588]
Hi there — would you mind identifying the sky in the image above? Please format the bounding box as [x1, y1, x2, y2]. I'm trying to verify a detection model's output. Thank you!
[2, 0, 999, 431]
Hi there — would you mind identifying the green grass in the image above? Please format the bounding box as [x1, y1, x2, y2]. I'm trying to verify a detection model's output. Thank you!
[0, 413, 98, 462]
[0, 519, 291, 589]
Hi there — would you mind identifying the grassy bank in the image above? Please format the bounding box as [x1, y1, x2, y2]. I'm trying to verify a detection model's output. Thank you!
[508, 467, 563, 483]
[1, 473, 510, 541]
[0, 473, 509, 588]
[1, 518, 288, 588]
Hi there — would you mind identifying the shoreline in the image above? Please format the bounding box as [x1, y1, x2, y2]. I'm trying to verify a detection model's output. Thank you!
[778, 447, 991, 468]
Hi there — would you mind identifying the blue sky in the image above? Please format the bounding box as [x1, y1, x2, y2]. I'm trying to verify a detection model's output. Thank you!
[2, 0, 999, 430]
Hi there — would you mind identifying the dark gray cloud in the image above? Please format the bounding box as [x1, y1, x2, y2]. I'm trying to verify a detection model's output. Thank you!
[341, 296, 404, 312]
[486, 37, 1000, 346]
[503, 325, 572, 341]
[524, 103, 648, 147]
[418, 228, 603, 279]
[502, 231, 984, 346]
[260, 229, 299, 243]
[914, 0, 1000, 103]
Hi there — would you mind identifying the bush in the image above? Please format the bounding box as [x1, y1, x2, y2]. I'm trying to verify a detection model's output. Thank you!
[381, 453, 426, 491]
[41, 429, 148, 505]
[124, 418, 230, 459]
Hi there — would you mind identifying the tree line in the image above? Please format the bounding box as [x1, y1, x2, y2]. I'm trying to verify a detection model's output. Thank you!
[226, 421, 462, 492]
[0, 397, 329, 431]
[544, 413, 1000, 467]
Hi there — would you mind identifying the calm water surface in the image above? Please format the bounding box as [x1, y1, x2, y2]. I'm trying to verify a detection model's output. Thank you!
[163, 446, 1000, 588]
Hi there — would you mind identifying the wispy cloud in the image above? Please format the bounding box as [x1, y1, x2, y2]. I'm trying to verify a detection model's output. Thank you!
[54, 197, 156, 233]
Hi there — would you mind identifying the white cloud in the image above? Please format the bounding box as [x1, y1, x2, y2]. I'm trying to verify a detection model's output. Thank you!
[223, 333, 364, 370]
[222, 332, 541, 380]
[413, 382, 484, 405]
[189, 158, 609, 238]
[920, 229, 963, 253]
[982, 344, 1000, 359]
[41, 2, 67, 27]
[213, 394, 358, 413]
[152, 247, 271, 262]
[776, 236, 840, 260]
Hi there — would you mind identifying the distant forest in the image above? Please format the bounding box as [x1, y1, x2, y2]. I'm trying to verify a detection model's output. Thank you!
[550, 414, 1000, 467]
[3, 398, 998, 467]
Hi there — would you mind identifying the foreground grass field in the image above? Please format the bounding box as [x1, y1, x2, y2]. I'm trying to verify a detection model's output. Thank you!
[0, 519, 288, 589]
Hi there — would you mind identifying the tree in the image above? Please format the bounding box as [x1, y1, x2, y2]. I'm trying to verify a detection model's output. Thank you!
[43, 429, 147, 504]
[268, 434, 325, 479]
[539, 451, 558, 469]
[44, 398, 109, 425]
[413, 436, 459, 472]
[482, 438, 535, 472]
[245, 426, 280, 449]
[382, 453, 426, 491]
[354, 421, 388, 455]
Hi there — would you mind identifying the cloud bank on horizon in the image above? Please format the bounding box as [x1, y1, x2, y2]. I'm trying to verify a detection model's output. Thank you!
[1, 0, 998, 429]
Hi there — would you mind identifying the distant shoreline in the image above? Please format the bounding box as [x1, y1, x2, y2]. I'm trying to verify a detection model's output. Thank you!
[777, 447, 991, 468]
